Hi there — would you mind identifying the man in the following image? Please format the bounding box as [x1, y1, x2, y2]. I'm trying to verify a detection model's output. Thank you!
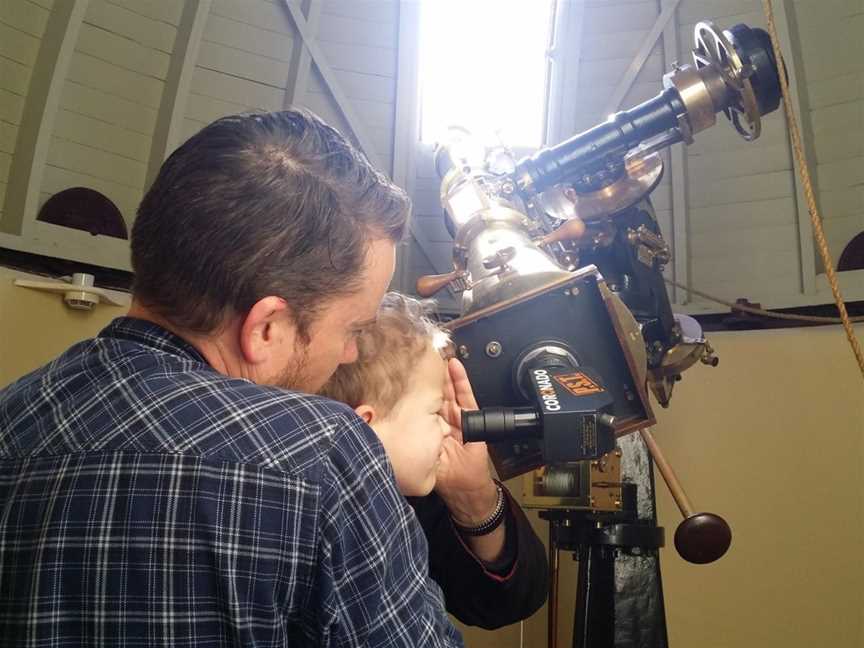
[0, 110, 462, 647]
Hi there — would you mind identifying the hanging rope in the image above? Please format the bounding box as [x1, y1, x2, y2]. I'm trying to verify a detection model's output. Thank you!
[666, 278, 864, 324]
[750, 1, 864, 380]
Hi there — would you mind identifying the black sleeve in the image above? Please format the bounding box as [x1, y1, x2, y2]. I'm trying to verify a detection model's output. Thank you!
[407, 486, 549, 630]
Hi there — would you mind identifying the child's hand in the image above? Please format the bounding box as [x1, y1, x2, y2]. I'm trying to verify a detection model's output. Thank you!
[439, 357, 478, 442]
[436, 359, 498, 525]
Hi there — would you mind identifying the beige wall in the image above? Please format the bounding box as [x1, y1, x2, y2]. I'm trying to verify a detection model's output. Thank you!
[655, 325, 863, 648]
[461, 324, 864, 648]
[0, 265, 126, 388]
[2, 265, 861, 647]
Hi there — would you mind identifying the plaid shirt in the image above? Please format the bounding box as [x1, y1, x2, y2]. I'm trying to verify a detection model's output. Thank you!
[0, 317, 463, 648]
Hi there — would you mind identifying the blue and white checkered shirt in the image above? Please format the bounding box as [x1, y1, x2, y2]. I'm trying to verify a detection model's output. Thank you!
[0, 317, 463, 647]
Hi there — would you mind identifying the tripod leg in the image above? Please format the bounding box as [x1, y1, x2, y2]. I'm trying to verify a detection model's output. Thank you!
[572, 544, 616, 648]
[548, 522, 559, 648]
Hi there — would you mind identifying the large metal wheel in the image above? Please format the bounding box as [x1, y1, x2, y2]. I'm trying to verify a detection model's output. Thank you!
[693, 20, 762, 141]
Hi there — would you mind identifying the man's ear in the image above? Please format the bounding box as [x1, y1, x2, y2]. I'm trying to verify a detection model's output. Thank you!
[354, 404, 377, 425]
[239, 296, 292, 365]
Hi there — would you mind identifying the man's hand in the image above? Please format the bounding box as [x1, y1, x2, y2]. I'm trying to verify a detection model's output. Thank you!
[436, 358, 499, 526]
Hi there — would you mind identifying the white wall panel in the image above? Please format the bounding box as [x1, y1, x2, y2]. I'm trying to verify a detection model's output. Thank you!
[202, 13, 295, 62]
[209, 0, 295, 35]
[307, 66, 396, 104]
[0, 22, 40, 66]
[2, 0, 51, 36]
[190, 66, 284, 111]
[84, 0, 176, 52]
[316, 11, 397, 49]
[792, 0, 863, 263]
[53, 109, 151, 162]
[0, 122, 18, 154]
[75, 23, 171, 79]
[60, 79, 158, 135]
[322, 0, 397, 25]
[33, 0, 176, 237]
[103, 0, 184, 26]
[0, 0, 52, 225]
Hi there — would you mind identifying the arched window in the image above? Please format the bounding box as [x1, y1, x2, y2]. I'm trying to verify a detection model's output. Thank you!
[838, 232, 864, 272]
[37, 188, 128, 240]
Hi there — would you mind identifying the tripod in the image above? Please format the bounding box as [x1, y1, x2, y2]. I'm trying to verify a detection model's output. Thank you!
[540, 433, 668, 648]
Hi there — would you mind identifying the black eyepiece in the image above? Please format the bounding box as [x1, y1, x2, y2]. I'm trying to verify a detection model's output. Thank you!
[461, 407, 542, 444]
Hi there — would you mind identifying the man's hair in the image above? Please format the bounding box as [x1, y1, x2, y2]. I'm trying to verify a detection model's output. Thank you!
[320, 292, 449, 418]
[131, 109, 409, 337]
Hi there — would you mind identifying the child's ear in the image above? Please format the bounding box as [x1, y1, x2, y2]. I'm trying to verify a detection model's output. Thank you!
[354, 404, 377, 425]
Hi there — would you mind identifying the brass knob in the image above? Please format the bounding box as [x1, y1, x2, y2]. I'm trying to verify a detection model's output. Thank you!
[674, 512, 732, 564]
[416, 270, 463, 298]
[539, 217, 586, 246]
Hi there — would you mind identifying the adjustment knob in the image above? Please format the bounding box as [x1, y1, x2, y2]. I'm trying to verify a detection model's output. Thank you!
[416, 270, 464, 297]
[674, 512, 732, 564]
[539, 216, 586, 246]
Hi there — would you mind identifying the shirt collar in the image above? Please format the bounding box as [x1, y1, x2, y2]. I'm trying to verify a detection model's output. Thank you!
[98, 316, 209, 365]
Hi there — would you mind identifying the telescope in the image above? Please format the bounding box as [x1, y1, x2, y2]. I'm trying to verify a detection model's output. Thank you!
[417, 21, 783, 648]
[419, 20, 780, 476]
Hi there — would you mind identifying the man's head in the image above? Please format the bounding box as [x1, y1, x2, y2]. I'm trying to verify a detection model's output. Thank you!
[130, 110, 409, 392]
[320, 293, 452, 496]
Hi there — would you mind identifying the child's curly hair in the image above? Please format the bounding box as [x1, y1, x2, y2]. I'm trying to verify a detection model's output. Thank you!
[320, 292, 450, 418]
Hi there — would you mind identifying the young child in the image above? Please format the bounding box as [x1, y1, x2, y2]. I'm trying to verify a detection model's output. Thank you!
[320, 292, 452, 496]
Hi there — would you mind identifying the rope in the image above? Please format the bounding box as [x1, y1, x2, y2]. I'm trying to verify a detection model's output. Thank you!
[666, 278, 864, 324]
[752, 1, 864, 379]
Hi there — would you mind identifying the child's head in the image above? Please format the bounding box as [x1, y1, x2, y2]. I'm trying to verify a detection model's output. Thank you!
[320, 292, 452, 496]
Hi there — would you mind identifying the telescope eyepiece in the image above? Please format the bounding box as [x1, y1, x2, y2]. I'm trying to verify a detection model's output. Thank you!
[461, 407, 542, 444]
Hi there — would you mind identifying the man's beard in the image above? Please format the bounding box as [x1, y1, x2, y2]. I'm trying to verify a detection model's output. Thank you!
[267, 340, 315, 392]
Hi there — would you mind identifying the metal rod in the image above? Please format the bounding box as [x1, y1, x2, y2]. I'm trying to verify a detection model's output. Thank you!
[640, 428, 693, 517]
